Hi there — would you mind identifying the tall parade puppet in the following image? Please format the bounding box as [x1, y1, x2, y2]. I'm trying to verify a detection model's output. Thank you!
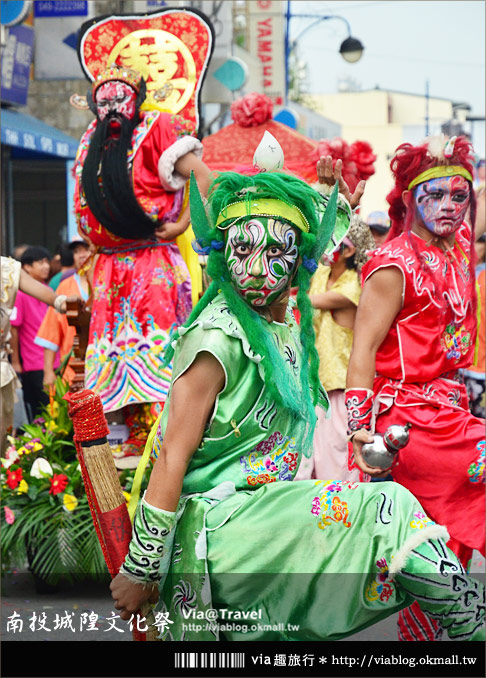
[109, 147, 485, 642]
[347, 135, 485, 640]
[71, 8, 214, 463]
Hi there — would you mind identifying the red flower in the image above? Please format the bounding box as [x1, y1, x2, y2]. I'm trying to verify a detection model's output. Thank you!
[231, 93, 273, 127]
[49, 474, 68, 495]
[6, 468, 23, 490]
[315, 137, 377, 192]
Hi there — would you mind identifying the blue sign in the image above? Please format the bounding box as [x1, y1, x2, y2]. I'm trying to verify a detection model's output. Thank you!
[274, 108, 299, 130]
[213, 58, 248, 92]
[0, 1, 30, 26]
[34, 1, 87, 17]
[1, 24, 34, 106]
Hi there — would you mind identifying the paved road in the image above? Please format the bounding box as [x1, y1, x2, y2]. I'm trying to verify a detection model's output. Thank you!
[2, 551, 484, 643]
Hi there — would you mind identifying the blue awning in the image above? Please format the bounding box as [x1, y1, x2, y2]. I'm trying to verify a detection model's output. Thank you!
[1, 108, 79, 159]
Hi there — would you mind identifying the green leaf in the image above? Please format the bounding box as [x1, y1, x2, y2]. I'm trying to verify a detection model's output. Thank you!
[27, 485, 39, 501]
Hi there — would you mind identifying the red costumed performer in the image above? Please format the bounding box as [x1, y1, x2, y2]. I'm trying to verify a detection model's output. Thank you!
[71, 9, 214, 463]
[346, 135, 485, 641]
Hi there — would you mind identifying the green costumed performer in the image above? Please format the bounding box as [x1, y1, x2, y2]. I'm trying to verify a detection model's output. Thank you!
[110, 139, 485, 642]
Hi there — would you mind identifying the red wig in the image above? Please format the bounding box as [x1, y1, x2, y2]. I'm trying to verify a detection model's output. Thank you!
[386, 135, 477, 315]
[386, 135, 476, 239]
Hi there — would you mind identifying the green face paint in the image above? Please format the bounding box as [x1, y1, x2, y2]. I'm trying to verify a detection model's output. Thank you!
[224, 217, 299, 307]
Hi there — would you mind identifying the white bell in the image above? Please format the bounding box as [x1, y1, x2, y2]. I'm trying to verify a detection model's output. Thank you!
[252, 131, 284, 172]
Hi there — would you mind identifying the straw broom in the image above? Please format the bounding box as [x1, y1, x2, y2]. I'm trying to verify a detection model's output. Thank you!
[64, 300, 159, 641]
[65, 389, 159, 642]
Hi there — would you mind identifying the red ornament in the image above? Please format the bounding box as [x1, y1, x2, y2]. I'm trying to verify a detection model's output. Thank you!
[231, 93, 274, 128]
[316, 137, 376, 193]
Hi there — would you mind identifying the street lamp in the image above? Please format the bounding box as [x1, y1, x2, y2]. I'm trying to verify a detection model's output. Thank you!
[284, 2, 365, 102]
[339, 36, 365, 63]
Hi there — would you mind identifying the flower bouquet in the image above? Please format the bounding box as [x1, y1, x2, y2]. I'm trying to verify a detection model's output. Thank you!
[1, 377, 141, 589]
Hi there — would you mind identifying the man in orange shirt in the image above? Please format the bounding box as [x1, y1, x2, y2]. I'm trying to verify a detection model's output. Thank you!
[35, 241, 90, 386]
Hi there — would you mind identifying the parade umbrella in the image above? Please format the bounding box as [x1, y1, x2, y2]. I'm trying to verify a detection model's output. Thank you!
[63, 301, 158, 642]
[202, 93, 319, 183]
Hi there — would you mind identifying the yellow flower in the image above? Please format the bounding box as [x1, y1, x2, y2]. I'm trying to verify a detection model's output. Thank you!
[49, 402, 59, 418]
[46, 420, 58, 432]
[17, 441, 43, 455]
[63, 493, 78, 512]
[122, 491, 131, 506]
[17, 479, 28, 494]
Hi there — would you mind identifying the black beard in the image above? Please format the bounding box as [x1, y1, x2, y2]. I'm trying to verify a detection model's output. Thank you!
[81, 112, 157, 240]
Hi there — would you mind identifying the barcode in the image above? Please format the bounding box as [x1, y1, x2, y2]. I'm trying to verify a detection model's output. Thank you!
[174, 652, 245, 669]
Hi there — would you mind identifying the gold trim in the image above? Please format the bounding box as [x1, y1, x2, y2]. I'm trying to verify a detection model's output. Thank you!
[215, 199, 310, 233]
[408, 165, 473, 191]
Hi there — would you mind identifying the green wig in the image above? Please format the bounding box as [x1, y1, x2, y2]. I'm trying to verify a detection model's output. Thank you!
[165, 170, 339, 456]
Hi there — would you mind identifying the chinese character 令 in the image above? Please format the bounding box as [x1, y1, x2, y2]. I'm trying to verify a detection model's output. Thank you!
[79, 611, 99, 631]
[53, 611, 76, 633]
[104, 612, 125, 633]
[152, 611, 174, 634]
[7, 611, 23, 633]
[29, 611, 51, 632]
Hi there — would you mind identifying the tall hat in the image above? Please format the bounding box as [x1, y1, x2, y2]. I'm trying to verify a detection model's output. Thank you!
[91, 64, 143, 96]
[72, 7, 214, 131]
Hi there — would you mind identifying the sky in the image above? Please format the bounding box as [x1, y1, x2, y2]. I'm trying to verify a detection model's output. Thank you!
[288, 0, 485, 154]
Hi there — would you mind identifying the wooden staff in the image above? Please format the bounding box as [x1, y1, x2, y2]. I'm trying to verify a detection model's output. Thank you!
[65, 299, 158, 641]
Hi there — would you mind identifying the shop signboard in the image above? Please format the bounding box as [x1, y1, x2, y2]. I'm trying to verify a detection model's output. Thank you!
[247, 0, 285, 105]
[1, 24, 34, 106]
[33, 1, 88, 17]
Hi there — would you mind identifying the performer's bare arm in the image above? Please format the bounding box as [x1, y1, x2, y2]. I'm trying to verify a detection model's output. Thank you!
[43, 349, 57, 388]
[475, 186, 485, 239]
[10, 327, 22, 374]
[144, 351, 225, 511]
[19, 269, 56, 306]
[310, 290, 355, 311]
[109, 351, 225, 617]
[155, 153, 212, 241]
[346, 266, 403, 476]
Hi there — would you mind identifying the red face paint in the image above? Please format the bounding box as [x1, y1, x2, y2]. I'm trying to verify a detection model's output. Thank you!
[95, 81, 137, 122]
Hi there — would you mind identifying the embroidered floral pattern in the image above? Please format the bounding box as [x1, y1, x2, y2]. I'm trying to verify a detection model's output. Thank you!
[240, 432, 297, 485]
[467, 440, 485, 484]
[365, 557, 395, 603]
[410, 511, 436, 529]
[440, 323, 472, 361]
[247, 473, 277, 486]
[447, 388, 462, 407]
[311, 480, 358, 530]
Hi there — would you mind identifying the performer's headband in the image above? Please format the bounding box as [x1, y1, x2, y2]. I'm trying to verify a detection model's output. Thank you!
[92, 63, 142, 96]
[408, 165, 473, 191]
[215, 199, 310, 233]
